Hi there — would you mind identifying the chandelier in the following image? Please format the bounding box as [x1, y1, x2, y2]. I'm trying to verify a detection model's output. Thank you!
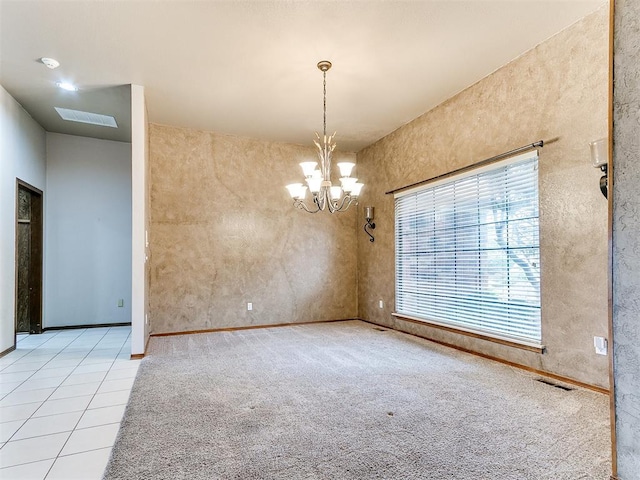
[286, 60, 363, 213]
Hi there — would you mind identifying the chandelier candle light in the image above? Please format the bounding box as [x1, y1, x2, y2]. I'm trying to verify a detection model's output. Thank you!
[286, 61, 364, 213]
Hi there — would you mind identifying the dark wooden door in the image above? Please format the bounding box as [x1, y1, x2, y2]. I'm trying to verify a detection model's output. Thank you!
[16, 181, 43, 335]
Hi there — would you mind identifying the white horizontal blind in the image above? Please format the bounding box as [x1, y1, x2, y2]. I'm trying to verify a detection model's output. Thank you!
[395, 152, 541, 345]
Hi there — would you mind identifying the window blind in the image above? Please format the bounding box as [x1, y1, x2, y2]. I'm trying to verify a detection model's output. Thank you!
[394, 151, 541, 345]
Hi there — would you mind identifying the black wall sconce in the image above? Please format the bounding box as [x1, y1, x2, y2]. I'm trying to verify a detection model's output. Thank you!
[364, 206, 376, 242]
[590, 138, 608, 199]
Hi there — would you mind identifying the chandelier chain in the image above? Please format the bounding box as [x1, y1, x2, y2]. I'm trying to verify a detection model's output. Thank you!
[323, 70, 327, 138]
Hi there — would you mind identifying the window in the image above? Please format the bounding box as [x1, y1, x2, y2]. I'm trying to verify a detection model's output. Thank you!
[394, 151, 541, 347]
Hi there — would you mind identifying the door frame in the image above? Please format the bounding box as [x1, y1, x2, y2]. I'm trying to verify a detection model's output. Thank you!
[14, 179, 44, 341]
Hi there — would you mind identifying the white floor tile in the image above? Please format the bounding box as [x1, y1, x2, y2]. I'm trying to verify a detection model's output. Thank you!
[21, 349, 54, 356]
[0, 402, 42, 423]
[0, 381, 22, 397]
[77, 404, 126, 429]
[45, 447, 111, 480]
[32, 396, 93, 418]
[104, 367, 138, 381]
[0, 328, 132, 479]
[0, 419, 25, 442]
[67, 342, 96, 348]
[109, 359, 140, 370]
[0, 431, 70, 468]
[80, 328, 111, 334]
[60, 371, 107, 387]
[13, 377, 66, 393]
[41, 344, 74, 350]
[0, 361, 48, 374]
[78, 356, 117, 366]
[0, 388, 55, 408]
[0, 349, 29, 359]
[72, 362, 112, 375]
[12, 411, 83, 441]
[0, 360, 16, 370]
[0, 458, 55, 480]
[97, 377, 135, 394]
[85, 350, 120, 359]
[40, 359, 82, 370]
[0, 371, 33, 384]
[48, 383, 100, 401]
[87, 344, 120, 350]
[59, 423, 120, 456]
[95, 344, 125, 351]
[55, 350, 89, 358]
[29, 367, 75, 380]
[88, 390, 131, 410]
[23, 351, 54, 358]
[18, 342, 49, 349]
[60, 344, 93, 350]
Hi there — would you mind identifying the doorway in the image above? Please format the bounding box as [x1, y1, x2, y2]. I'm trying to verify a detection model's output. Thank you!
[15, 180, 43, 335]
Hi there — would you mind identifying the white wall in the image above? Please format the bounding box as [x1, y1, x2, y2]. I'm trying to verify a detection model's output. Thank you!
[0, 86, 46, 354]
[44, 133, 132, 327]
[131, 84, 148, 356]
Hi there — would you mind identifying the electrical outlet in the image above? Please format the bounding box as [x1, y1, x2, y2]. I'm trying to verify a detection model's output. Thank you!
[145, 314, 148, 325]
[379, 300, 384, 309]
[594, 336, 608, 355]
[118, 299, 124, 308]
[247, 302, 253, 311]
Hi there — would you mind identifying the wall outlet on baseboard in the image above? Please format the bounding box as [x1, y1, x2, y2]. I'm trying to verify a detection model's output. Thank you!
[247, 302, 253, 311]
[145, 314, 148, 326]
[594, 336, 608, 355]
[379, 300, 384, 309]
[118, 299, 124, 307]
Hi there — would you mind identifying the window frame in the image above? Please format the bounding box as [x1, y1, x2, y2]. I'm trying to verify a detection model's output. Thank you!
[393, 150, 543, 351]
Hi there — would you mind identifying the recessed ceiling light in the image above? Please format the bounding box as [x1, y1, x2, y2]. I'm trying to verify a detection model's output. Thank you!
[54, 107, 118, 128]
[56, 82, 78, 92]
[40, 57, 60, 69]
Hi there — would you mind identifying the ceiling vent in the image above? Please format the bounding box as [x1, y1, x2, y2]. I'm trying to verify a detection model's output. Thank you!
[54, 107, 118, 128]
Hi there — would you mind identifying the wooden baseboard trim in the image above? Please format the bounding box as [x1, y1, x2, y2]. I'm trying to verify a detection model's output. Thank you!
[130, 331, 151, 360]
[43, 322, 132, 331]
[0, 345, 16, 358]
[360, 318, 609, 395]
[150, 318, 355, 338]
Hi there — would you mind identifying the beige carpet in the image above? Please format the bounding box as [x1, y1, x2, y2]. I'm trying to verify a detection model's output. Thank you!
[103, 320, 611, 479]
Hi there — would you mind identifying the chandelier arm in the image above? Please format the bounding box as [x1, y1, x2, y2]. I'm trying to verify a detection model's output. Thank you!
[341, 196, 358, 212]
[334, 194, 351, 212]
[294, 199, 320, 213]
[314, 190, 326, 211]
[327, 197, 336, 214]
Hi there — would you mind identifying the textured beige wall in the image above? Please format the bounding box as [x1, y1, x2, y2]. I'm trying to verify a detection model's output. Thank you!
[612, 0, 640, 474]
[149, 124, 357, 333]
[356, 7, 609, 388]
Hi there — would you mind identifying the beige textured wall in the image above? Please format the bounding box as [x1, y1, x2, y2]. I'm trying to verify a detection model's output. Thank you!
[612, 0, 640, 474]
[149, 124, 357, 333]
[356, 7, 609, 388]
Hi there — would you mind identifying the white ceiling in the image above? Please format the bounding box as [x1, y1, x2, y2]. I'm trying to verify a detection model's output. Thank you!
[0, 0, 603, 151]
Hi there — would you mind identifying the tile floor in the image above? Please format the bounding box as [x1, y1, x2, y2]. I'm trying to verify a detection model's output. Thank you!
[0, 327, 139, 479]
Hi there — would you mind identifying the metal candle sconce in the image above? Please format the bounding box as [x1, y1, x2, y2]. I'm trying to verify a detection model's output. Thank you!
[590, 138, 608, 199]
[364, 206, 376, 242]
